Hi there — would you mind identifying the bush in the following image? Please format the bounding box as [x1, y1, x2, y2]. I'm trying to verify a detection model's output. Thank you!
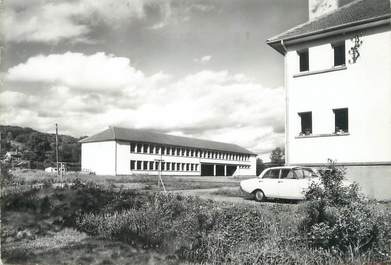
[301, 160, 391, 262]
[76, 192, 301, 264]
[1, 162, 14, 187]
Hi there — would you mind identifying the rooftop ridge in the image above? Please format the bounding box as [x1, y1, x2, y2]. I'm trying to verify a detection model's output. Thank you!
[267, 0, 391, 45]
[111, 126, 245, 148]
[268, 0, 365, 42]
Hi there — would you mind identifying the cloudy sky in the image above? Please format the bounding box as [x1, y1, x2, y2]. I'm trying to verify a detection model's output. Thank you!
[1, 0, 308, 160]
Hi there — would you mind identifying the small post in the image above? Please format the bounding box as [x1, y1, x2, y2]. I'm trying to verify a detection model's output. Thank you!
[55, 123, 59, 175]
[154, 153, 166, 192]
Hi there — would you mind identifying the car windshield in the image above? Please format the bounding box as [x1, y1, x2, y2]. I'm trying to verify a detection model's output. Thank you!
[303, 168, 317, 178]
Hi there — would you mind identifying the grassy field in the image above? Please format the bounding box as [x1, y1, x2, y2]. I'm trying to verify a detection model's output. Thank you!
[2, 169, 391, 265]
[8, 169, 239, 191]
[2, 183, 390, 265]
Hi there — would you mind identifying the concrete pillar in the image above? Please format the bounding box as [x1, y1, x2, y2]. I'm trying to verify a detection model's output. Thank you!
[213, 164, 216, 176]
[224, 165, 227, 176]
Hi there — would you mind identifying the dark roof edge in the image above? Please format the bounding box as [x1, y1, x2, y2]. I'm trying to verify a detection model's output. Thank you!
[80, 127, 257, 155]
[267, 14, 391, 53]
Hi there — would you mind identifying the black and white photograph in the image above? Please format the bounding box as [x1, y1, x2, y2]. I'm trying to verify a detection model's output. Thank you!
[1, 0, 390, 264]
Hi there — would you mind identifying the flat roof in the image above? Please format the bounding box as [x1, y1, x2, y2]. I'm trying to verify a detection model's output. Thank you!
[80, 126, 256, 155]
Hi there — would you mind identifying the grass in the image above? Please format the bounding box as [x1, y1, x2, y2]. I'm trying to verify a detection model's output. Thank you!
[8, 169, 238, 192]
[2, 170, 391, 265]
[211, 187, 246, 197]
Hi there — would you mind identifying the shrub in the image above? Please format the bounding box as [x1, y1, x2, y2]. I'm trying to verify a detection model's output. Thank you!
[301, 160, 391, 262]
[76, 192, 302, 264]
[1, 162, 14, 187]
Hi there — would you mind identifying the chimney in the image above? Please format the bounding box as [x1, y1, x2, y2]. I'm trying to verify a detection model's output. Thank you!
[309, 0, 356, 20]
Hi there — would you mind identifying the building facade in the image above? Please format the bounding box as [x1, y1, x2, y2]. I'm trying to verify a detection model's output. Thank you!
[80, 127, 257, 176]
[267, 0, 391, 200]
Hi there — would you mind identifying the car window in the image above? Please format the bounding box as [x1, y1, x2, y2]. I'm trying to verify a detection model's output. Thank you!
[302, 169, 315, 178]
[280, 169, 296, 179]
[293, 169, 304, 179]
[263, 169, 280, 179]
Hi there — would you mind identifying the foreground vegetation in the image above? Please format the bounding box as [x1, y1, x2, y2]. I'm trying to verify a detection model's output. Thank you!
[1, 164, 391, 265]
[4, 169, 238, 192]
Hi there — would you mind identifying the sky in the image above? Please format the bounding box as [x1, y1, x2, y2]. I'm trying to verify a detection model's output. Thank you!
[0, 0, 308, 160]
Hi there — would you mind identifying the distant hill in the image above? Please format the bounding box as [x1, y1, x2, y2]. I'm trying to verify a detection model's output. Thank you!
[0, 125, 86, 168]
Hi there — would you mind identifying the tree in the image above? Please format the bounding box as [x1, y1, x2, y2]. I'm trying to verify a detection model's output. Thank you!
[270, 147, 285, 165]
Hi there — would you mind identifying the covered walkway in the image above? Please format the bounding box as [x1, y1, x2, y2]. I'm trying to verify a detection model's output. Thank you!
[200, 163, 237, 176]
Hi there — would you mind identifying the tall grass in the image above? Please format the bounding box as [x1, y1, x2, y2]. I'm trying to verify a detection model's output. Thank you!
[76, 192, 391, 265]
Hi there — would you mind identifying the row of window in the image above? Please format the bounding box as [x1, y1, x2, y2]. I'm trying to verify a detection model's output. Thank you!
[130, 143, 250, 161]
[263, 168, 316, 179]
[298, 42, 345, 72]
[130, 160, 199, 172]
[298, 108, 348, 136]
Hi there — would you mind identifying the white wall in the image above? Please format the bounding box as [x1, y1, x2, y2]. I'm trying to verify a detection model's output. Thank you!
[285, 29, 391, 165]
[82, 140, 256, 176]
[116, 141, 256, 176]
[81, 141, 116, 175]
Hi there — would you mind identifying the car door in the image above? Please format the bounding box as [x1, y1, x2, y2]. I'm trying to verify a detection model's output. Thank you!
[277, 169, 309, 200]
[259, 168, 280, 198]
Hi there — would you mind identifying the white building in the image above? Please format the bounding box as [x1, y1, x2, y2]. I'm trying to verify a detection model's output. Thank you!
[80, 126, 257, 177]
[267, 0, 391, 200]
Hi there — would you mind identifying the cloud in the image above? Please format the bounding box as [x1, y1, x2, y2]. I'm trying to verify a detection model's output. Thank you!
[3, 0, 215, 43]
[2, 52, 284, 155]
[194, 55, 212, 64]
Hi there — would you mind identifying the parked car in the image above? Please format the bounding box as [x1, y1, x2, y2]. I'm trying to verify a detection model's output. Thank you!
[240, 166, 322, 201]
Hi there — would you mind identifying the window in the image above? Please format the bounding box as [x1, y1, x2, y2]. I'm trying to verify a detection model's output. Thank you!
[149, 161, 154, 170]
[333, 42, 345, 66]
[292, 169, 303, 179]
[280, 169, 296, 179]
[130, 160, 135, 170]
[302, 169, 316, 178]
[298, 49, 309, 72]
[298, 112, 312, 135]
[137, 161, 142, 170]
[143, 161, 148, 170]
[130, 144, 135, 153]
[263, 169, 280, 179]
[334, 108, 348, 133]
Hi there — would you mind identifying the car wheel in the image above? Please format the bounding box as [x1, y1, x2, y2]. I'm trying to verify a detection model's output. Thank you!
[254, 190, 265, 202]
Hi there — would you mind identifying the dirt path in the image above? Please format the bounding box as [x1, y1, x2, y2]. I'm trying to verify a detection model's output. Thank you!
[171, 187, 302, 209]
[171, 187, 276, 207]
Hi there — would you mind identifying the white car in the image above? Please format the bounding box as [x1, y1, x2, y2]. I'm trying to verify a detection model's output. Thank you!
[240, 166, 321, 201]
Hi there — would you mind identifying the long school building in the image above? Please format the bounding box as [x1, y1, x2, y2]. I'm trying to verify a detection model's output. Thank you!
[80, 126, 257, 176]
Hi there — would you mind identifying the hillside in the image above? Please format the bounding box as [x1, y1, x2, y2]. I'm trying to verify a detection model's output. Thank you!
[0, 125, 85, 168]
